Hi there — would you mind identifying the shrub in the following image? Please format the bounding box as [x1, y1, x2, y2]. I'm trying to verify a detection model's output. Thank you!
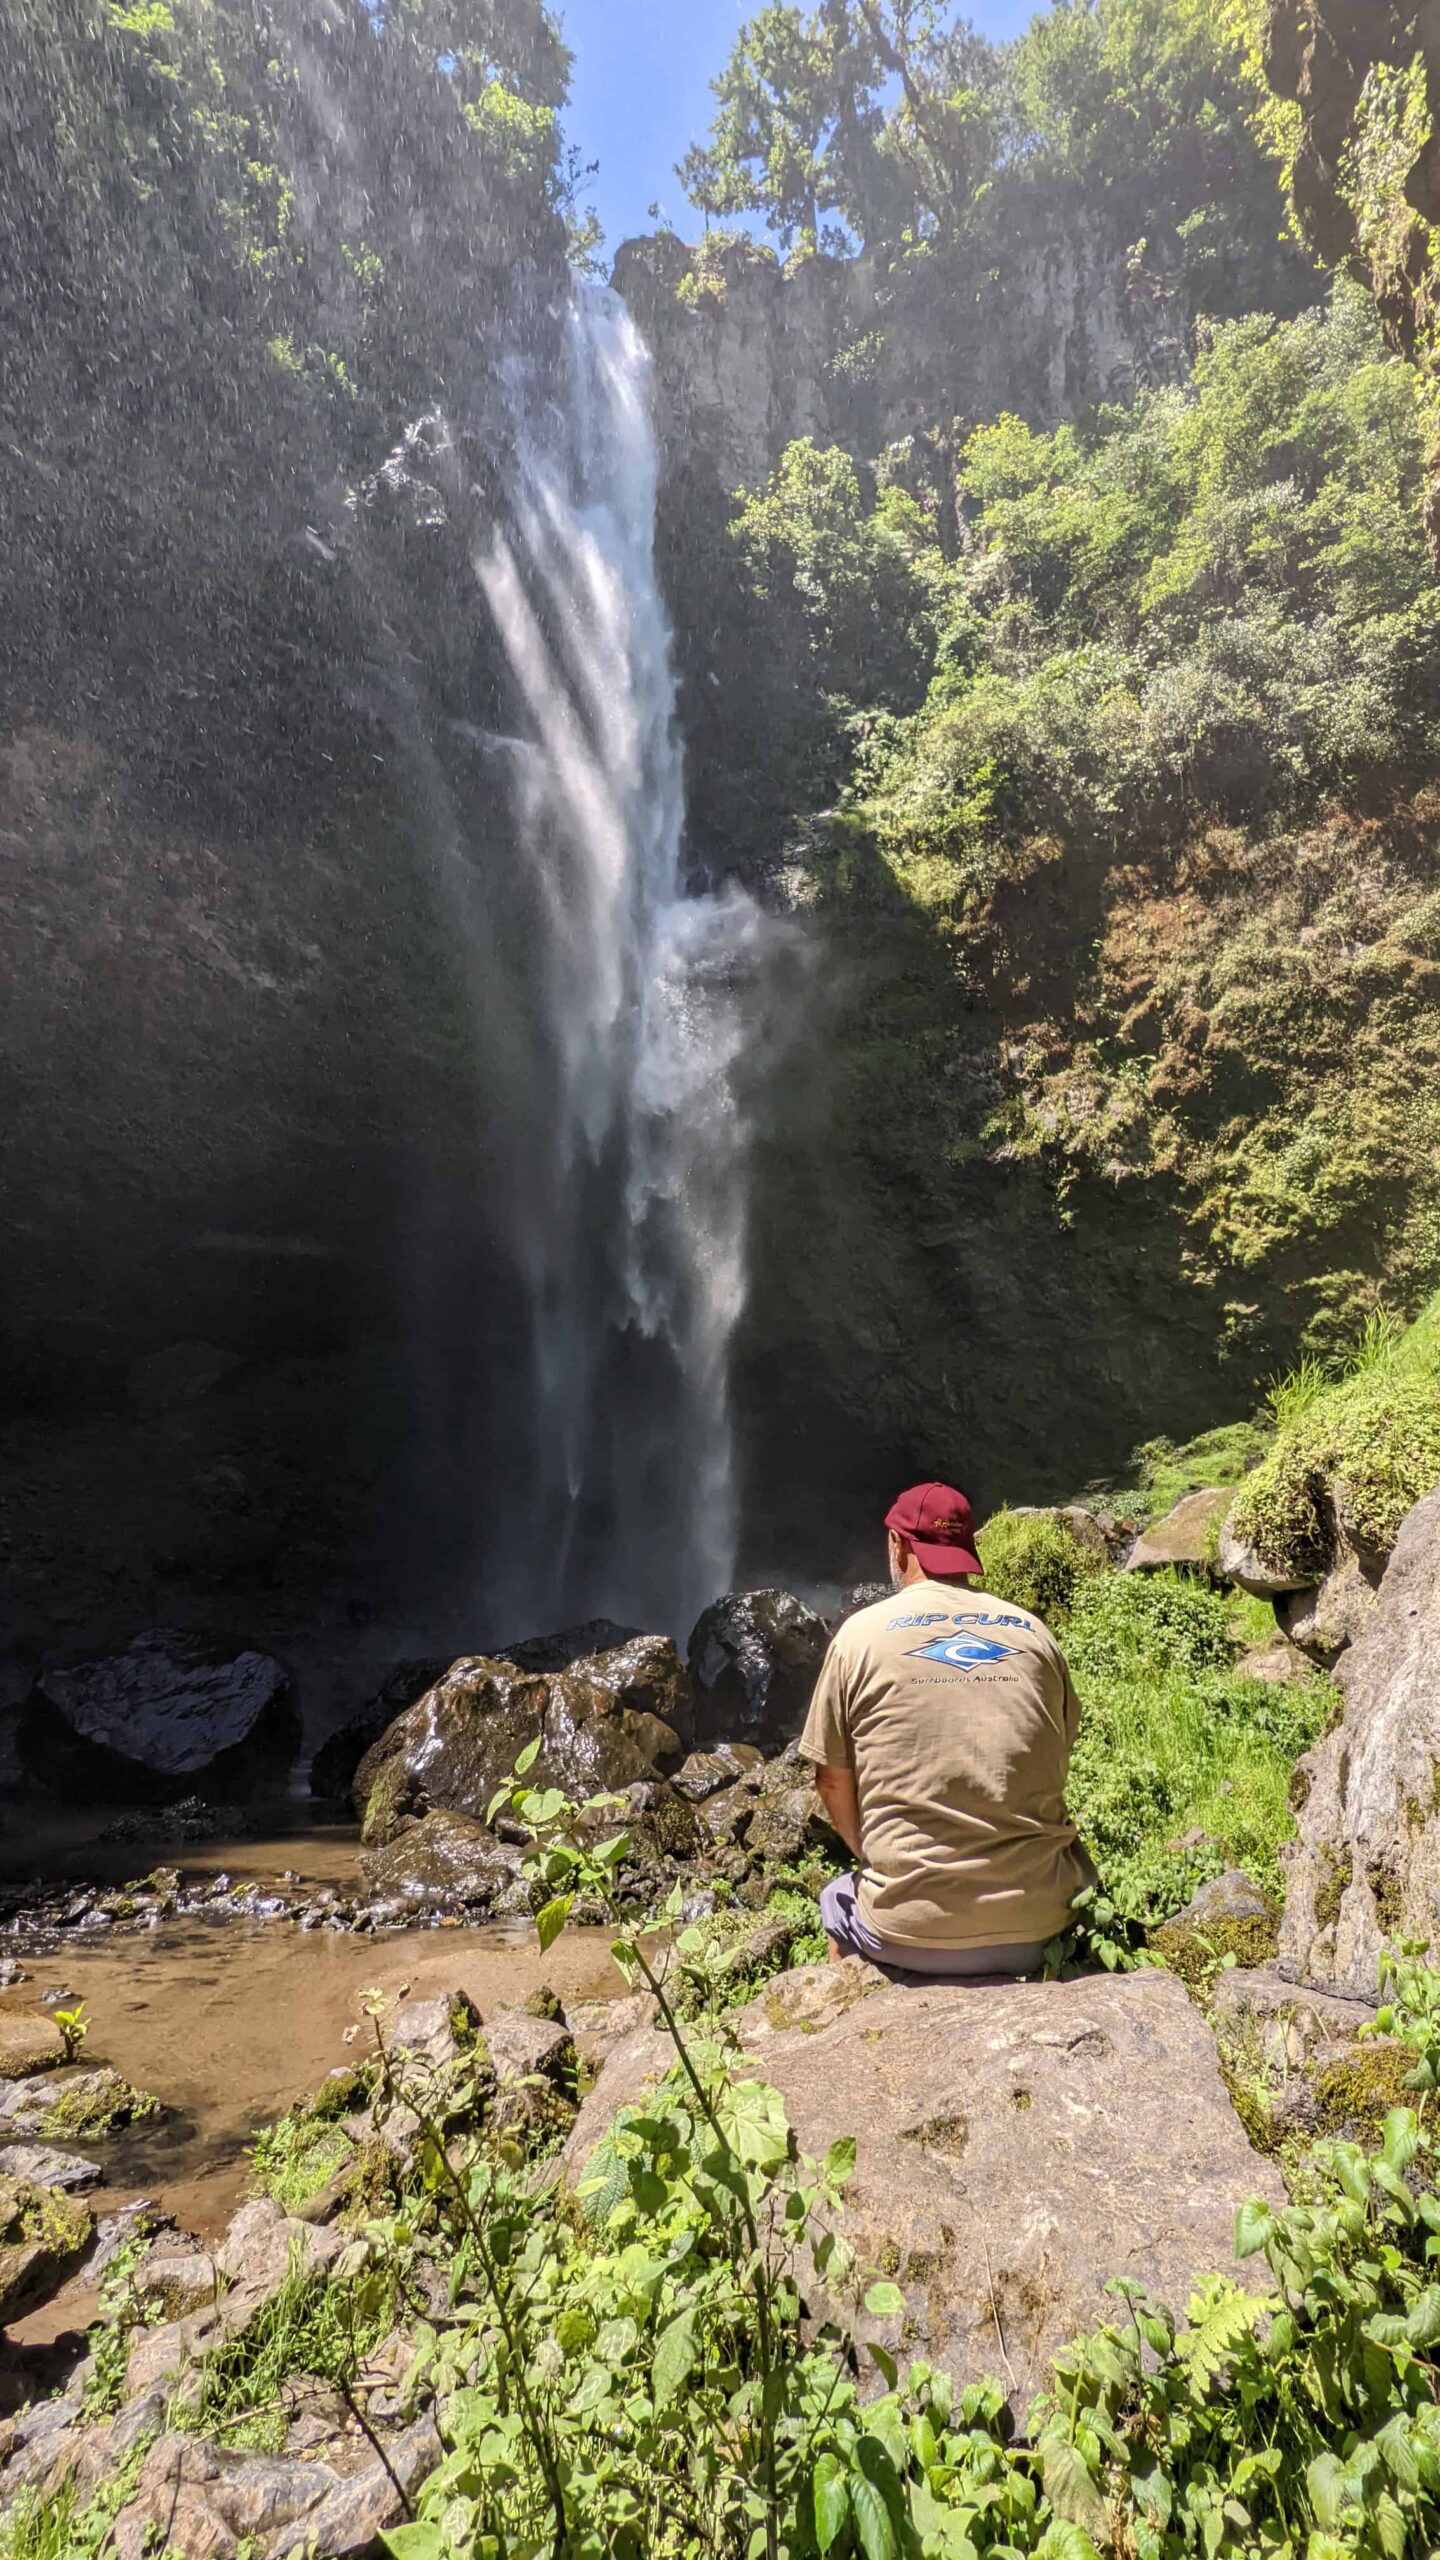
[976, 1508, 1106, 1623]
[1229, 1288, 1440, 1577]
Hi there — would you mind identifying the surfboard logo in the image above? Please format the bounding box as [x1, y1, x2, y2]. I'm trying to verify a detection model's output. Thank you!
[905, 1633, 1019, 1669]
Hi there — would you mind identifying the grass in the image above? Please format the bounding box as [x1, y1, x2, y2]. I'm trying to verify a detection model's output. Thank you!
[0, 2466, 144, 2560]
[1099, 1417, 1272, 1527]
[178, 2254, 395, 2453]
[1064, 1571, 1333, 1923]
[1230, 1289, 1440, 1579]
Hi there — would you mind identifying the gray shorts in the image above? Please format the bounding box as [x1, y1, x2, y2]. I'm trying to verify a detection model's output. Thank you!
[819, 1872, 1046, 1982]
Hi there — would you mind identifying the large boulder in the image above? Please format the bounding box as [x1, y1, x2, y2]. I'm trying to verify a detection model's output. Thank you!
[1125, 1489, 1231, 1576]
[353, 1653, 683, 1847]
[1280, 1486, 1440, 1992]
[309, 1658, 451, 1805]
[566, 1963, 1281, 2411]
[19, 1631, 299, 1803]
[686, 1590, 830, 1753]
[1276, 1548, 1383, 1668]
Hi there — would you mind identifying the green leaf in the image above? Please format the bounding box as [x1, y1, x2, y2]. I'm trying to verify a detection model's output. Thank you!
[1040, 2438, 1109, 2541]
[849, 2441, 901, 2560]
[380, 2529, 444, 2559]
[651, 2307, 698, 2407]
[864, 2279, 906, 2316]
[485, 1786, 511, 1824]
[535, 1894, 573, 1952]
[1306, 2451, 1351, 2529]
[813, 2450, 850, 2554]
[826, 2134, 858, 2187]
[1234, 2197, 1275, 2258]
[514, 1736, 542, 1775]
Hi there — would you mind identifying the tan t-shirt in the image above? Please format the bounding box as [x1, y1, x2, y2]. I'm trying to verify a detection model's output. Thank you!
[799, 1581, 1092, 1949]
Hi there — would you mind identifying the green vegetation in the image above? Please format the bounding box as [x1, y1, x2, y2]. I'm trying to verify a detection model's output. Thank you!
[181, 2251, 396, 2453]
[1229, 1288, 1440, 1579]
[976, 1508, 1105, 1623]
[1063, 1569, 1331, 1919]
[0, 2462, 144, 2560]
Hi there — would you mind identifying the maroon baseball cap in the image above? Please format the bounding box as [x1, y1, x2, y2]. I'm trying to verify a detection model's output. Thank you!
[885, 1482, 983, 1578]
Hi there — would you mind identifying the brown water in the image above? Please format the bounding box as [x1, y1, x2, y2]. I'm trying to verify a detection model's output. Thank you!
[1, 1832, 625, 2240]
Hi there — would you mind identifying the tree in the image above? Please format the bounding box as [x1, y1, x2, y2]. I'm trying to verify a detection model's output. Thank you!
[676, 2, 891, 254]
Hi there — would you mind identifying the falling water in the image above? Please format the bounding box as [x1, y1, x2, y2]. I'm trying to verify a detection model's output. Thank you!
[459, 286, 767, 1639]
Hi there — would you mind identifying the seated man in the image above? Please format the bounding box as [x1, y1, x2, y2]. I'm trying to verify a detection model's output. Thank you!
[800, 1481, 1094, 1981]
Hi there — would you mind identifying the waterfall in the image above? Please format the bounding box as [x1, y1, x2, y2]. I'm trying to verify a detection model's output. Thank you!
[457, 286, 767, 1641]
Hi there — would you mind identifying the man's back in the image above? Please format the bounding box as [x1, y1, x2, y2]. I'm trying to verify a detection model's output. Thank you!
[800, 1579, 1091, 1951]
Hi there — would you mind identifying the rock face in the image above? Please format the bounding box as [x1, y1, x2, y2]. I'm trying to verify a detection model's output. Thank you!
[355, 1809, 526, 1909]
[353, 1648, 684, 1847]
[19, 1632, 300, 1803]
[1277, 1550, 1383, 1667]
[686, 1590, 830, 1753]
[309, 1658, 451, 1804]
[1126, 1489, 1231, 1575]
[567, 1962, 1281, 2409]
[1280, 1487, 1440, 1993]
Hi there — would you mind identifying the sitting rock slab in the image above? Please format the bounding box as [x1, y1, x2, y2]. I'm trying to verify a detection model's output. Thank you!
[356, 1809, 526, 1909]
[19, 1631, 300, 1804]
[1280, 1485, 1440, 1992]
[0, 2009, 67, 2077]
[565, 1963, 1283, 2411]
[1125, 1488, 1231, 1575]
[0, 2066, 160, 2141]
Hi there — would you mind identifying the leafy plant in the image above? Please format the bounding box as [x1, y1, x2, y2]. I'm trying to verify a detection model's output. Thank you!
[1363, 1938, 1440, 2122]
[51, 2003, 88, 2064]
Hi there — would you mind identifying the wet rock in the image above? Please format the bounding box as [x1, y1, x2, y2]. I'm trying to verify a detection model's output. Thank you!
[560, 1632, 693, 1734]
[98, 1795, 250, 1847]
[309, 1658, 452, 1805]
[0, 2008, 66, 2076]
[19, 1631, 300, 1804]
[0, 2143, 102, 2192]
[670, 1742, 764, 1802]
[686, 1590, 830, 1752]
[356, 1809, 525, 1908]
[1277, 1547, 1382, 1666]
[0, 2173, 93, 2323]
[353, 1654, 682, 1846]
[1125, 1488, 1231, 1575]
[1280, 1486, 1440, 1993]
[493, 1618, 643, 1673]
[832, 1581, 890, 1626]
[568, 1965, 1280, 2411]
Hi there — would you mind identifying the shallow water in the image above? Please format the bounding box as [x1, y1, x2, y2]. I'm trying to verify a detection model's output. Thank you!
[0, 1828, 624, 2240]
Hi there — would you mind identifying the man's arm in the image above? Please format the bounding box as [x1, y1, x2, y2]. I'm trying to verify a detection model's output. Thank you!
[814, 1762, 863, 1859]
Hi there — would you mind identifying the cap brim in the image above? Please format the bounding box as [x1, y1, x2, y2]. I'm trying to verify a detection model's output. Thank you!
[911, 1537, 982, 1578]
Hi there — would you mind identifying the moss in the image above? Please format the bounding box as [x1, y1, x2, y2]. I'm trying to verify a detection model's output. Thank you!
[1314, 1842, 1353, 1931]
[38, 2074, 159, 2140]
[976, 1509, 1106, 1625]
[901, 2111, 969, 2158]
[520, 1984, 565, 2024]
[1149, 1910, 1281, 1994]
[359, 1758, 409, 1849]
[1311, 2042, 1416, 2140]
[1370, 1859, 1407, 1937]
[250, 2108, 357, 2213]
[1228, 1293, 1440, 1581]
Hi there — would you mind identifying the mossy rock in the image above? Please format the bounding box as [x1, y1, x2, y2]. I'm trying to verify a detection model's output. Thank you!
[0, 2174, 93, 2321]
[1149, 1911, 1281, 1994]
[34, 2068, 160, 2140]
[977, 1509, 1108, 1625]
[1311, 2040, 1417, 2141]
[1228, 1295, 1440, 1583]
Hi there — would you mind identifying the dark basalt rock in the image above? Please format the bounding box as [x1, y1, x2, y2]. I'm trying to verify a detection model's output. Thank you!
[18, 1632, 300, 1804]
[686, 1590, 830, 1753]
[352, 1655, 683, 1846]
[309, 1659, 452, 1805]
[491, 1619, 643, 1674]
[356, 1811, 527, 1911]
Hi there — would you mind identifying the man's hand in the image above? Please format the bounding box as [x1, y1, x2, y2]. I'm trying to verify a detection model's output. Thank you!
[814, 1763, 863, 1858]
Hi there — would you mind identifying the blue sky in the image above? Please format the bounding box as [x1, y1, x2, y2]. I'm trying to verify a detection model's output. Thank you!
[556, 0, 1042, 251]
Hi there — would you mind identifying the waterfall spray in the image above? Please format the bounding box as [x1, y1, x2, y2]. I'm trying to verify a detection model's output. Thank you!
[466, 286, 768, 1638]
